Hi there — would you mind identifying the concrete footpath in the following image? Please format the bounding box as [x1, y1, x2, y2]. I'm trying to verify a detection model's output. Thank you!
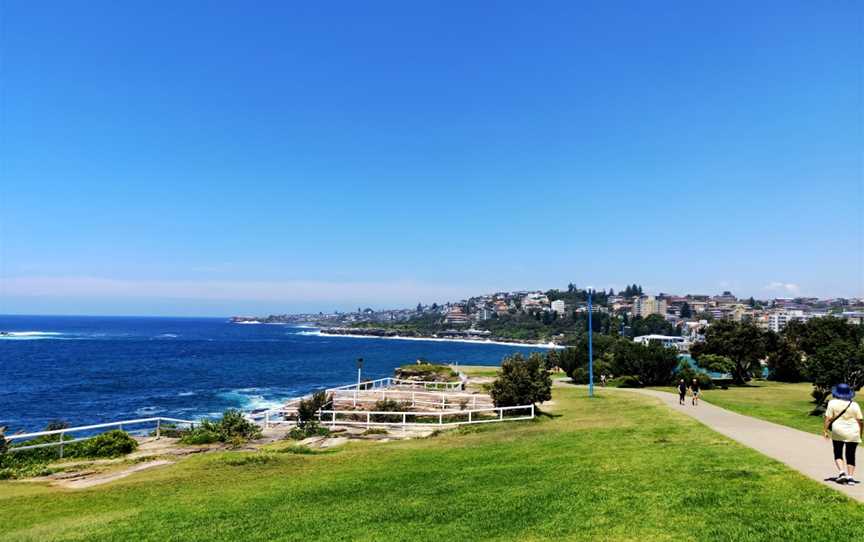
[623, 388, 864, 502]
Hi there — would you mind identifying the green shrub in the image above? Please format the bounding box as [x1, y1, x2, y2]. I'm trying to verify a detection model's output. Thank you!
[72, 430, 138, 458]
[490, 353, 552, 407]
[287, 425, 330, 440]
[222, 453, 276, 466]
[180, 428, 220, 445]
[616, 375, 643, 388]
[371, 399, 408, 423]
[277, 444, 319, 454]
[180, 410, 262, 446]
[694, 373, 714, 391]
[0, 428, 7, 456]
[362, 428, 388, 435]
[297, 391, 331, 428]
[217, 410, 262, 441]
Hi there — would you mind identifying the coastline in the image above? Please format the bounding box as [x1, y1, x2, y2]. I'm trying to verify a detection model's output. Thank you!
[302, 328, 564, 349]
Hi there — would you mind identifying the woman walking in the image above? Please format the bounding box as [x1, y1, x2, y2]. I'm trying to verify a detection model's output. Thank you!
[823, 383, 864, 485]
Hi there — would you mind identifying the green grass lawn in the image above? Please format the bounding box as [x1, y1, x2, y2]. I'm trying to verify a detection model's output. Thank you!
[1, 386, 860, 541]
[456, 364, 499, 378]
[653, 381, 822, 435]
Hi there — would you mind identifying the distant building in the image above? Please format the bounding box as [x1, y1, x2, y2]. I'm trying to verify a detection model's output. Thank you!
[444, 306, 470, 325]
[765, 310, 819, 332]
[633, 295, 668, 318]
[551, 299, 568, 316]
[522, 292, 549, 311]
[633, 334, 688, 351]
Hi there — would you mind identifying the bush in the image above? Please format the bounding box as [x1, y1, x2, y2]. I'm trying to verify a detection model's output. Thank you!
[297, 391, 331, 429]
[616, 375, 643, 388]
[222, 453, 277, 466]
[766, 339, 806, 382]
[287, 425, 330, 440]
[371, 399, 408, 423]
[611, 340, 679, 386]
[180, 427, 220, 445]
[73, 430, 138, 458]
[180, 410, 262, 446]
[217, 410, 262, 441]
[694, 373, 714, 391]
[0, 428, 7, 456]
[490, 353, 552, 407]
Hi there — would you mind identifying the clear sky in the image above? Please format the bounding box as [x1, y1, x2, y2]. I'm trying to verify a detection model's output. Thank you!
[1, 1, 862, 316]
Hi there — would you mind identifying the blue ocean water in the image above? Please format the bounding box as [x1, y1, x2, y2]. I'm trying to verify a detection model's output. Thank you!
[0, 315, 548, 432]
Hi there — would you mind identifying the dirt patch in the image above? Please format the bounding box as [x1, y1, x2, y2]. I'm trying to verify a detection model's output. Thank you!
[53, 460, 173, 489]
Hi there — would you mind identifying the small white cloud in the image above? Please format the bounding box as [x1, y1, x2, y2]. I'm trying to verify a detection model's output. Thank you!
[764, 281, 801, 296]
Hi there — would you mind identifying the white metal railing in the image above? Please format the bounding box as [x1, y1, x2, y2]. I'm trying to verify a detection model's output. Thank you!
[326, 377, 463, 393]
[319, 404, 535, 428]
[4, 417, 196, 458]
[253, 404, 533, 428]
[330, 388, 485, 406]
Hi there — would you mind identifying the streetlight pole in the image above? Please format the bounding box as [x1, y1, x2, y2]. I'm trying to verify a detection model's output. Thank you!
[354, 358, 363, 407]
[588, 291, 594, 397]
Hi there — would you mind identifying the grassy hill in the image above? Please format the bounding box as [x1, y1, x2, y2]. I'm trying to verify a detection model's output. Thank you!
[1, 385, 861, 541]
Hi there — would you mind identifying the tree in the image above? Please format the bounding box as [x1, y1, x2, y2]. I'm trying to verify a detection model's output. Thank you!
[806, 340, 864, 397]
[416, 303, 423, 313]
[631, 314, 677, 337]
[695, 354, 735, 375]
[679, 302, 692, 319]
[297, 391, 330, 429]
[784, 316, 864, 357]
[748, 297, 756, 308]
[690, 320, 766, 384]
[490, 353, 552, 407]
[610, 340, 679, 386]
[766, 339, 806, 382]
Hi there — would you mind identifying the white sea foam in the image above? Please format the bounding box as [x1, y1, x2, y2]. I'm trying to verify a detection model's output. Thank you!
[0, 331, 65, 340]
[177, 391, 196, 397]
[156, 333, 179, 338]
[217, 388, 292, 411]
[298, 329, 562, 349]
[135, 406, 166, 416]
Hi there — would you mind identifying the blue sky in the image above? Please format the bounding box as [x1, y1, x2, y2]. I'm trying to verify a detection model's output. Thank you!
[1, 1, 862, 316]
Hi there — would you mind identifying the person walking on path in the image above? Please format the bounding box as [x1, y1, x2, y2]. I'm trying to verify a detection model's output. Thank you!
[823, 383, 864, 485]
[690, 378, 701, 406]
[677, 379, 687, 405]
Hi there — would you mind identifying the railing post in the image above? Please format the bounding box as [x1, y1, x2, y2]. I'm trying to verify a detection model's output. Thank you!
[439, 413, 443, 425]
[366, 412, 371, 428]
[499, 409, 503, 421]
[468, 411, 472, 423]
[531, 404, 535, 419]
[402, 413, 406, 427]
[332, 411, 336, 426]
[265, 411, 270, 429]
[156, 418, 161, 439]
[59, 431, 64, 459]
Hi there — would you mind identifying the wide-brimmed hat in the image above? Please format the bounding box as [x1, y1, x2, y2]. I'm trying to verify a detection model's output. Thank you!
[832, 383, 855, 401]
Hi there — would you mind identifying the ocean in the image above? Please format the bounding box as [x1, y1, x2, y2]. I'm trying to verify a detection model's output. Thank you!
[0, 315, 548, 433]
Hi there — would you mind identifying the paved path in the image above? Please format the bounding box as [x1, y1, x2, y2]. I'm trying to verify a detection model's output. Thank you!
[621, 388, 864, 502]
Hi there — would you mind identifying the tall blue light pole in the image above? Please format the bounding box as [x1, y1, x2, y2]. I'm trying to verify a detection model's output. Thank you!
[588, 290, 594, 397]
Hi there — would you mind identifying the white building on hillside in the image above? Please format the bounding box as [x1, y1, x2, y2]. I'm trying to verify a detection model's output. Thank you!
[633, 334, 688, 351]
[633, 295, 668, 318]
[551, 299, 568, 316]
